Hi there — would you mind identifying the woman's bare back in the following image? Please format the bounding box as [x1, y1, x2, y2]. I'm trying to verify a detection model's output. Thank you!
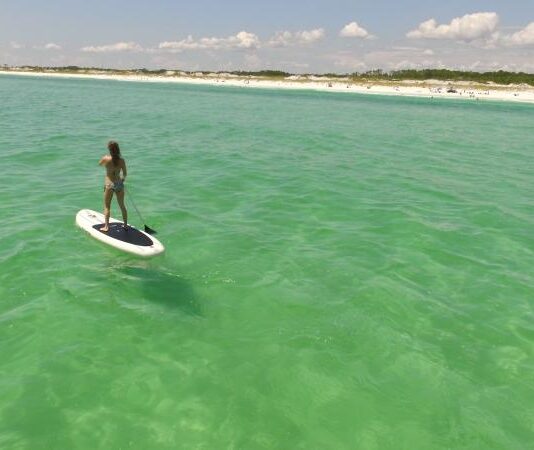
[100, 155, 126, 184]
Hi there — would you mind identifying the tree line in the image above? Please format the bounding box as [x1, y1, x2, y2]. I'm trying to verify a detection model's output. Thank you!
[350, 69, 534, 86]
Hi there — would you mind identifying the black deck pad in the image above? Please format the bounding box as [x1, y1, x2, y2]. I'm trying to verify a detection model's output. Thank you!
[93, 223, 153, 247]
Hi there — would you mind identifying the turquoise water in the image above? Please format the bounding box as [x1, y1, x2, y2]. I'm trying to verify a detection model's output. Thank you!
[1, 74, 533, 449]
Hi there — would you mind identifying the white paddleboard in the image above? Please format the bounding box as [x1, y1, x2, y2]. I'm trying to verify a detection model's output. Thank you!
[76, 209, 165, 257]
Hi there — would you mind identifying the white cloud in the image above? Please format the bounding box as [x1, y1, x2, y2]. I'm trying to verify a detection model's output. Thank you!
[234, 31, 260, 49]
[268, 31, 292, 47]
[33, 43, 62, 50]
[159, 31, 260, 52]
[392, 60, 427, 70]
[389, 46, 436, 57]
[10, 42, 25, 49]
[361, 49, 447, 71]
[158, 36, 196, 51]
[407, 12, 499, 41]
[298, 28, 325, 44]
[81, 42, 143, 53]
[487, 60, 534, 72]
[340, 22, 371, 39]
[268, 28, 325, 47]
[329, 51, 367, 71]
[503, 22, 534, 46]
[44, 43, 62, 50]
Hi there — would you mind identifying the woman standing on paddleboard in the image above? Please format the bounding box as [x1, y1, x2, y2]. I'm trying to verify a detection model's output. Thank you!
[98, 141, 127, 232]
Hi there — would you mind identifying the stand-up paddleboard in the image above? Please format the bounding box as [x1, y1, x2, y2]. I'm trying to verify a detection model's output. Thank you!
[76, 209, 165, 257]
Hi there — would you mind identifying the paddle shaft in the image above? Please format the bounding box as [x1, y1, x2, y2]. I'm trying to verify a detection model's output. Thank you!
[126, 187, 157, 234]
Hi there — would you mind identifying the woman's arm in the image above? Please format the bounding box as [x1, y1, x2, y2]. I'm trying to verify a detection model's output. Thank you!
[122, 159, 128, 180]
[98, 155, 109, 166]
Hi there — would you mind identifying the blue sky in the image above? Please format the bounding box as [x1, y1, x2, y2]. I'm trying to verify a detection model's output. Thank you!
[1, 0, 533, 72]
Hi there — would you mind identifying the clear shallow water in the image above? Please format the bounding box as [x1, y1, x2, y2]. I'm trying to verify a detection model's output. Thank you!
[1, 74, 533, 449]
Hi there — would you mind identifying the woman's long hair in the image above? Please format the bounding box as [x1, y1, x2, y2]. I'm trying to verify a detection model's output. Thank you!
[108, 141, 121, 166]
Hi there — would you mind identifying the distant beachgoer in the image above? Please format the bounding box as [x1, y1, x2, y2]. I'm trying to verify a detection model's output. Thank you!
[98, 141, 128, 232]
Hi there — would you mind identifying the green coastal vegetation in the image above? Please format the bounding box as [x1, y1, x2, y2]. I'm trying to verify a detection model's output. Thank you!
[355, 68, 534, 86]
[231, 69, 534, 86]
[2, 64, 534, 86]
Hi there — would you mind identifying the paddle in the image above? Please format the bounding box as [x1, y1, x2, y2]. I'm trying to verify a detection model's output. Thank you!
[126, 187, 157, 235]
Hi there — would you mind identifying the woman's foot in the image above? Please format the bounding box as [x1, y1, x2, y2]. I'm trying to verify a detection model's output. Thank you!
[100, 226, 109, 233]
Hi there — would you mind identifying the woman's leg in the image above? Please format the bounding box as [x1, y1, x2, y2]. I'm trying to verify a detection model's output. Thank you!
[116, 189, 128, 227]
[102, 188, 114, 232]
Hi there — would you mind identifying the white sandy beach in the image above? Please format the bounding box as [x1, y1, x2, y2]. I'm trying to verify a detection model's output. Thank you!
[1, 69, 534, 104]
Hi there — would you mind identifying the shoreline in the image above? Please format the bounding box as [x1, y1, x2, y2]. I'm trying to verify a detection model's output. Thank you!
[2, 69, 534, 104]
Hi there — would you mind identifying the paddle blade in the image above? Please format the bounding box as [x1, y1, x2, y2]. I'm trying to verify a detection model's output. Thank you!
[144, 225, 157, 235]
